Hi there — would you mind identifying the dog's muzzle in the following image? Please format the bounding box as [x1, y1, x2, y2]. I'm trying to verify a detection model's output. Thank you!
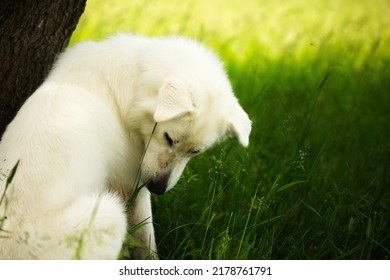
[147, 175, 169, 195]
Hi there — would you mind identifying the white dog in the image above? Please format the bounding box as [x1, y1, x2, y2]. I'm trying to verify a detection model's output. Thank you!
[0, 34, 251, 259]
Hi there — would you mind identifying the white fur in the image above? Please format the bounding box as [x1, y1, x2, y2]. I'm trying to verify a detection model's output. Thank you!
[0, 34, 251, 259]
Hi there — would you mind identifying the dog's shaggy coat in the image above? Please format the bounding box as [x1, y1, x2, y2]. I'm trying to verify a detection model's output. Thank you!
[0, 34, 251, 259]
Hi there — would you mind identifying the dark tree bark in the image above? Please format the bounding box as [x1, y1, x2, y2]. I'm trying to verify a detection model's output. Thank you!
[0, 0, 86, 136]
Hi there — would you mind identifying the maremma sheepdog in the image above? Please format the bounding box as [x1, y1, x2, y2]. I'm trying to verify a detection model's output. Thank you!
[0, 34, 251, 259]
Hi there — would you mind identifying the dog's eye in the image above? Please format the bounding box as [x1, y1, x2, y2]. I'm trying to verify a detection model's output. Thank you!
[189, 149, 200, 155]
[164, 132, 174, 147]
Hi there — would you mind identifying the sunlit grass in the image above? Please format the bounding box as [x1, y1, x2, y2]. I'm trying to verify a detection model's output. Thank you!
[71, 0, 390, 259]
[71, 0, 389, 66]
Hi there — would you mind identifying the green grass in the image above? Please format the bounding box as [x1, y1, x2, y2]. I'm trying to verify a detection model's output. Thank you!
[71, 0, 390, 259]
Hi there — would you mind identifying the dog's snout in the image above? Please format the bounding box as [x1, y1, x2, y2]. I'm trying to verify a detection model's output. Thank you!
[147, 175, 169, 195]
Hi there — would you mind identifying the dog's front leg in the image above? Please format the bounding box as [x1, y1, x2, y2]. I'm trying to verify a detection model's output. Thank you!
[127, 187, 158, 259]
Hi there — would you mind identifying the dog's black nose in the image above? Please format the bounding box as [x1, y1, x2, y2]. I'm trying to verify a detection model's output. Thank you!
[147, 176, 169, 195]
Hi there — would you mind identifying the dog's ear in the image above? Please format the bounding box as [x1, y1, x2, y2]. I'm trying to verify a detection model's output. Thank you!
[228, 102, 252, 147]
[154, 78, 195, 122]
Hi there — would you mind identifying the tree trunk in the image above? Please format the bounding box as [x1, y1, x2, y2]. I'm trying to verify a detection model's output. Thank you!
[0, 0, 86, 136]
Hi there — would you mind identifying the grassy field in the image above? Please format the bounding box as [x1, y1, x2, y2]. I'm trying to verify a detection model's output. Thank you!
[71, 0, 390, 259]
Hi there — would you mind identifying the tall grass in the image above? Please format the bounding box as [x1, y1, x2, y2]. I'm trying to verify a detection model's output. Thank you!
[0, 161, 19, 238]
[71, 0, 390, 259]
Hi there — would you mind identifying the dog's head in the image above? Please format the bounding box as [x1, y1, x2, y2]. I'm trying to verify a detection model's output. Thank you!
[129, 37, 251, 195]
[138, 76, 251, 195]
